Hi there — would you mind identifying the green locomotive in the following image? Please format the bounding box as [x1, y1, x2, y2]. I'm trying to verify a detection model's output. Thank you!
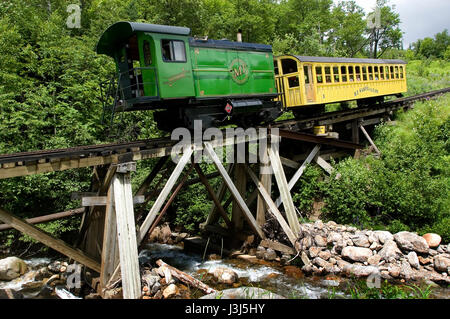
[96, 22, 281, 130]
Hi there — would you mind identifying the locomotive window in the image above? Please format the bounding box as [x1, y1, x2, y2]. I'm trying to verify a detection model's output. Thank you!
[325, 67, 332, 83]
[355, 66, 361, 81]
[341, 66, 347, 82]
[348, 66, 354, 81]
[362, 66, 367, 81]
[316, 66, 323, 83]
[333, 66, 339, 82]
[303, 66, 310, 84]
[143, 40, 152, 66]
[161, 39, 186, 62]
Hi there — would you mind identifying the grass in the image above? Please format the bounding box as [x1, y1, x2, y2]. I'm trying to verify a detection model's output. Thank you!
[342, 279, 435, 299]
[406, 59, 450, 96]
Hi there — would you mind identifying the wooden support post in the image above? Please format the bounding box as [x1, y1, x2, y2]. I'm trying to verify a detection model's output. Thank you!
[246, 166, 297, 247]
[352, 120, 360, 144]
[232, 163, 246, 231]
[0, 207, 101, 272]
[315, 156, 342, 179]
[275, 145, 321, 208]
[203, 142, 265, 239]
[359, 124, 381, 155]
[111, 165, 141, 299]
[256, 146, 271, 226]
[268, 138, 301, 235]
[138, 147, 193, 244]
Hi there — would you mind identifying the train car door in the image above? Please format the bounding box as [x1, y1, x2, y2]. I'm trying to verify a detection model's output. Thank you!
[303, 64, 315, 103]
[138, 33, 158, 97]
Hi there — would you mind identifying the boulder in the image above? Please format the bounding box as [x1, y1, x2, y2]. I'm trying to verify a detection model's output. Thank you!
[263, 248, 277, 261]
[301, 251, 311, 267]
[367, 254, 382, 266]
[433, 254, 450, 273]
[351, 234, 370, 248]
[213, 267, 238, 285]
[313, 257, 330, 269]
[0, 257, 28, 281]
[314, 220, 324, 230]
[343, 264, 379, 277]
[341, 246, 373, 263]
[314, 235, 327, 247]
[373, 230, 394, 244]
[162, 284, 180, 299]
[422, 233, 441, 248]
[378, 240, 403, 261]
[318, 250, 331, 261]
[327, 232, 342, 243]
[388, 265, 401, 278]
[200, 287, 285, 299]
[407, 252, 420, 269]
[255, 246, 265, 259]
[400, 260, 414, 280]
[394, 231, 429, 254]
[308, 246, 323, 258]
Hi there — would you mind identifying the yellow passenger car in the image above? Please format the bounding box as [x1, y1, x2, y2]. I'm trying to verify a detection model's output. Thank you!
[274, 55, 407, 116]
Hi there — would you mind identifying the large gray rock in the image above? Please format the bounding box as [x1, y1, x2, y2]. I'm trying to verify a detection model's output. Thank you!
[407, 252, 420, 269]
[201, 287, 285, 299]
[343, 264, 379, 277]
[378, 240, 403, 261]
[373, 230, 394, 244]
[433, 254, 450, 273]
[394, 231, 429, 254]
[0, 257, 28, 281]
[213, 267, 238, 285]
[351, 233, 370, 248]
[327, 232, 342, 243]
[341, 246, 373, 263]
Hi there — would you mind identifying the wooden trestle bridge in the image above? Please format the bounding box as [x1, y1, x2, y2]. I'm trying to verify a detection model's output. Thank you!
[0, 88, 448, 298]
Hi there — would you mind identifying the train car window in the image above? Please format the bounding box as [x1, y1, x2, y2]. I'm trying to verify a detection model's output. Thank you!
[316, 66, 323, 83]
[325, 66, 332, 83]
[274, 61, 279, 75]
[390, 66, 394, 79]
[374, 66, 379, 80]
[362, 66, 367, 81]
[395, 66, 399, 79]
[355, 66, 361, 81]
[348, 66, 354, 81]
[400, 66, 404, 78]
[288, 76, 299, 88]
[161, 39, 186, 62]
[341, 66, 347, 82]
[368, 66, 373, 80]
[333, 66, 340, 82]
[385, 66, 390, 79]
[282, 59, 297, 74]
[380, 66, 385, 80]
[143, 40, 152, 66]
[303, 66, 310, 84]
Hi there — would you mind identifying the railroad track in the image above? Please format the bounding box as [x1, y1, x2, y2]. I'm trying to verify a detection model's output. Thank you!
[0, 87, 448, 177]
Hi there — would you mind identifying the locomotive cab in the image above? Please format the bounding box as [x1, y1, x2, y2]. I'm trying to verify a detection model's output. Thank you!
[96, 22, 194, 112]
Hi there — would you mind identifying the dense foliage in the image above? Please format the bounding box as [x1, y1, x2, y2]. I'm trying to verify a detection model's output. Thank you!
[0, 1, 448, 251]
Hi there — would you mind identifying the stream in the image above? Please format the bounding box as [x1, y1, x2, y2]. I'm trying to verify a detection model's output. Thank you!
[1, 243, 449, 299]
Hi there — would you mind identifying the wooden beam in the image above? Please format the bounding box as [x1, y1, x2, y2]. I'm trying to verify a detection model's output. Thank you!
[81, 196, 144, 207]
[268, 139, 301, 235]
[260, 239, 296, 255]
[112, 172, 141, 299]
[359, 124, 381, 155]
[193, 164, 233, 230]
[232, 163, 247, 231]
[0, 207, 101, 273]
[0, 208, 84, 232]
[256, 146, 271, 226]
[203, 142, 265, 239]
[245, 165, 297, 247]
[135, 156, 168, 196]
[138, 147, 193, 244]
[275, 145, 321, 208]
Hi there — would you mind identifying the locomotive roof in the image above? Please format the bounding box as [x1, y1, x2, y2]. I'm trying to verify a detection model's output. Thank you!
[291, 55, 407, 64]
[96, 21, 191, 56]
[189, 38, 272, 52]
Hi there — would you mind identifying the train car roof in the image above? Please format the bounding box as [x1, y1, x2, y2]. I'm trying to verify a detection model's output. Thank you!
[96, 21, 191, 56]
[189, 38, 272, 52]
[279, 55, 407, 64]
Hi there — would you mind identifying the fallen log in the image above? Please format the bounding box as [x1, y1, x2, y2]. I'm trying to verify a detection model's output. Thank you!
[156, 259, 216, 295]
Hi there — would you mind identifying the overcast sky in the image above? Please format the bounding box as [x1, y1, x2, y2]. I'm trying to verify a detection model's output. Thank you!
[336, 0, 450, 48]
